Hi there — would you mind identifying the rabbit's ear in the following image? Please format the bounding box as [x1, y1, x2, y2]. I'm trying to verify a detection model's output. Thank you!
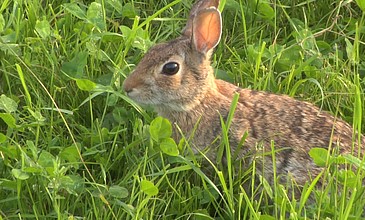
[183, 0, 220, 37]
[191, 8, 222, 54]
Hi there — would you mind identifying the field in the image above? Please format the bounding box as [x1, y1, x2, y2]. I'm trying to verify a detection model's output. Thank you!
[1, 0, 365, 219]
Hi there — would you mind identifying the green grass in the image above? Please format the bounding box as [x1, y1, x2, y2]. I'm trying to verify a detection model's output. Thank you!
[1, 0, 365, 219]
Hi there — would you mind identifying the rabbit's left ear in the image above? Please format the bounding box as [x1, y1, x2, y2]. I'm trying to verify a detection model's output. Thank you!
[191, 8, 222, 54]
[183, 0, 220, 37]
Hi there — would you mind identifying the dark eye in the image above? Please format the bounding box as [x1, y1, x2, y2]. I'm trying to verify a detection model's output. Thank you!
[162, 62, 179, 75]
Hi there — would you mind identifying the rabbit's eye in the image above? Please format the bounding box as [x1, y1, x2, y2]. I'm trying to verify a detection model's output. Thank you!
[162, 62, 179, 75]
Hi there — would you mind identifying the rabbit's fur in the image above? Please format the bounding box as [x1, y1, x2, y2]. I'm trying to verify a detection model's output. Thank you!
[123, 0, 365, 186]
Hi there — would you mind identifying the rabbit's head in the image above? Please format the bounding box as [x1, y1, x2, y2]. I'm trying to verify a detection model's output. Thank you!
[123, 0, 222, 112]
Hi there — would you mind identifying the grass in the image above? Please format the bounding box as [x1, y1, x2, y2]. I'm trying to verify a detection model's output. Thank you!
[0, 0, 365, 219]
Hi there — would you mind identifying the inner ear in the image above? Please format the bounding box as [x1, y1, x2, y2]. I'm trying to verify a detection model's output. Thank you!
[192, 8, 222, 54]
[183, 0, 220, 36]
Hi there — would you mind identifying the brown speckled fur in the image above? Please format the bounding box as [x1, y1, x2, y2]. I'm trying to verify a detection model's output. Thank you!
[123, 0, 365, 186]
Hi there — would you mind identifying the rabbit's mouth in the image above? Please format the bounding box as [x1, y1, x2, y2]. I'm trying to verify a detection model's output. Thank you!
[125, 88, 165, 107]
[125, 89, 154, 105]
[126, 88, 198, 113]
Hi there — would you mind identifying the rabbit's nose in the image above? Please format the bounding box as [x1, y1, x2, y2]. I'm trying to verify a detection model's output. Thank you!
[122, 80, 133, 93]
[122, 72, 143, 94]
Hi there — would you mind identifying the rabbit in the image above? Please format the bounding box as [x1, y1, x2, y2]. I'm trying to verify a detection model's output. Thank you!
[122, 0, 365, 186]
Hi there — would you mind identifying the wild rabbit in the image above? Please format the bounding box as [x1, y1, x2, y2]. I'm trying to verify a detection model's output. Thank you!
[123, 0, 365, 186]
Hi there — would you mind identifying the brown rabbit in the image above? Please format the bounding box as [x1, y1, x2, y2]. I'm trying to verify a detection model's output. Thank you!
[123, 0, 365, 186]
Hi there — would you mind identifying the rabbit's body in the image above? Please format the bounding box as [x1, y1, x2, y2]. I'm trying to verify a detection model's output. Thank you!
[123, 0, 364, 185]
[161, 76, 363, 185]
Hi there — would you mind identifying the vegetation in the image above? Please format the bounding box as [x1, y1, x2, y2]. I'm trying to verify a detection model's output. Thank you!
[0, 0, 365, 219]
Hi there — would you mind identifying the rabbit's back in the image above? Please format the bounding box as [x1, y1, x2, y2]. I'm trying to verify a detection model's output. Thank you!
[216, 80, 364, 184]
[229, 84, 363, 153]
